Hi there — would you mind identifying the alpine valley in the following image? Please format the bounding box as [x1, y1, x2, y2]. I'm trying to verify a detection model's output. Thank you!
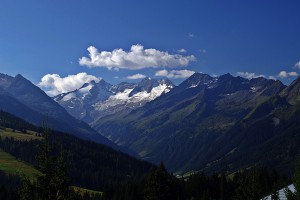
[51, 72, 300, 176]
[0, 73, 127, 151]
[1, 71, 300, 199]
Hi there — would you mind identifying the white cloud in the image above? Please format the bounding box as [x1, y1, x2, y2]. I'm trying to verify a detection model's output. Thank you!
[155, 69, 169, 77]
[278, 71, 298, 78]
[199, 49, 207, 53]
[127, 73, 146, 80]
[188, 33, 194, 38]
[155, 69, 195, 79]
[177, 49, 187, 53]
[268, 76, 277, 80]
[236, 72, 265, 79]
[294, 61, 300, 69]
[38, 72, 100, 96]
[79, 44, 196, 70]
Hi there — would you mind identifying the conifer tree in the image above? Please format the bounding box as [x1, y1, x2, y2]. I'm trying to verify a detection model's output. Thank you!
[19, 176, 34, 200]
[53, 150, 70, 200]
[285, 188, 296, 200]
[271, 189, 279, 200]
[285, 158, 300, 200]
[144, 162, 175, 200]
[35, 126, 55, 200]
[20, 125, 70, 200]
[294, 159, 300, 200]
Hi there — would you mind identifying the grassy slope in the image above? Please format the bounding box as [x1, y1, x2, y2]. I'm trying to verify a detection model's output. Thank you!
[0, 128, 42, 141]
[0, 149, 103, 196]
[0, 128, 42, 179]
[72, 186, 103, 196]
[0, 127, 103, 195]
[0, 149, 40, 180]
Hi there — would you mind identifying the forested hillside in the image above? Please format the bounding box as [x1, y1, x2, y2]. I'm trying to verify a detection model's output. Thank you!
[0, 110, 153, 191]
[0, 97, 297, 199]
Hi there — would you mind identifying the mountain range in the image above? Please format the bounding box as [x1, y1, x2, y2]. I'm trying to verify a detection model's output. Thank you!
[53, 77, 174, 124]
[67, 72, 299, 175]
[1, 71, 300, 176]
[92, 73, 296, 172]
[0, 73, 118, 149]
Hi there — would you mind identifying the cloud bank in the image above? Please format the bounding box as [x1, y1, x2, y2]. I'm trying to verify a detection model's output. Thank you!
[79, 44, 196, 70]
[294, 61, 300, 69]
[38, 72, 100, 96]
[177, 49, 187, 53]
[127, 73, 146, 80]
[236, 72, 265, 79]
[277, 71, 298, 78]
[155, 69, 195, 79]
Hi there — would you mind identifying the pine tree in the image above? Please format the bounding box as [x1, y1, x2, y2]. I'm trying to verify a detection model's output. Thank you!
[294, 159, 300, 200]
[271, 189, 279, 200]
[144, 162, 175, 200]
[53, 150, 70, 200]
[35, 126, 56, 200]
[285, 158, 300, 200]
[20, 125, 70, 200]
[0, 185, 8, 200]
[285, 187, 296, 200]
[19, 176, 34, 200]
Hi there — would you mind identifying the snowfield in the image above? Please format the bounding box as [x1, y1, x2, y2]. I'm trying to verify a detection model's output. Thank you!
[261, 184, 295, 200]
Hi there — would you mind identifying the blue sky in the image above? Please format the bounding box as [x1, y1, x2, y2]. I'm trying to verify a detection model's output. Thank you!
[1, 0, 300, 95]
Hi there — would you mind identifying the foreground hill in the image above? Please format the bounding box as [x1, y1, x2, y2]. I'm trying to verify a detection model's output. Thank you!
[0, 110, 153, 191]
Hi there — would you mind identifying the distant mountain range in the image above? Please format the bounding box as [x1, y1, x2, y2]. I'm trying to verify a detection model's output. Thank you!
[54, 77, 174, 124]
[80, 72, 300, 174]
[1, 71, 300, 175]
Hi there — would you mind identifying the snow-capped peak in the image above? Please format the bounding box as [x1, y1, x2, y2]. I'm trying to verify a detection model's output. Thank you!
[54, 78, 175, 123]
[94, 79, 173, 112]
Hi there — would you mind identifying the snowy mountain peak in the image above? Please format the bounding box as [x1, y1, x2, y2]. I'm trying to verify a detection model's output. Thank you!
[111, 82, 136, 93]
[129, 77, 173, 97]
[158, 78, 174, 87]
[54, 78, 175, 123]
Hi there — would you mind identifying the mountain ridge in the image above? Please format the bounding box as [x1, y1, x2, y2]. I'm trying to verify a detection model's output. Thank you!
[3, 71, 300, 175]
[0, 73, 121, 150]
[92, 72, 292, 173]
[54, 77, 174, 124]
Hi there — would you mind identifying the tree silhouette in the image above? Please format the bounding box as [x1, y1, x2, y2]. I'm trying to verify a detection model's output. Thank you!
[144, 162, 176, 200]
[294, 159, 300, 200]
[20, 126, 70, 200]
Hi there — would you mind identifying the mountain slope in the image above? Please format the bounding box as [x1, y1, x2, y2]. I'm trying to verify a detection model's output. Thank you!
[280, 76, 300, 105]
[0, 73, 117, 148]
[0, 110, 154, 191]
[93, 72, 287, 173]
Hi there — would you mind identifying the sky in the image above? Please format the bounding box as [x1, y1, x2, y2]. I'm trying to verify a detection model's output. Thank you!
[0, 0, 300, 96]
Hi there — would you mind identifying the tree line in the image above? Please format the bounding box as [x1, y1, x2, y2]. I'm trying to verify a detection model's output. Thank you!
[0, 110, 299, 199]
